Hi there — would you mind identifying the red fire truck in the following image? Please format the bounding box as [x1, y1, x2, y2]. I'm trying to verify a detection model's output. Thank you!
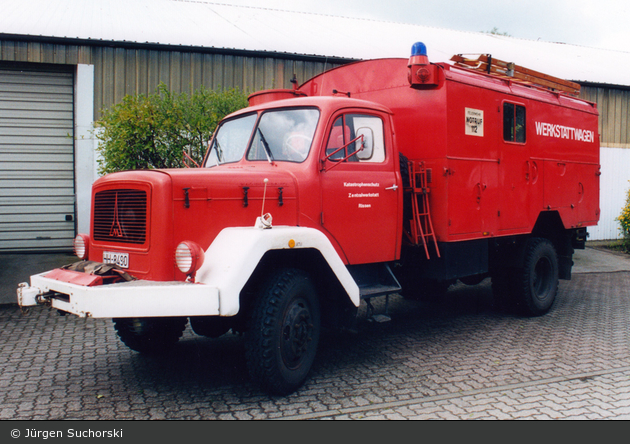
[18, 42, 600, 395]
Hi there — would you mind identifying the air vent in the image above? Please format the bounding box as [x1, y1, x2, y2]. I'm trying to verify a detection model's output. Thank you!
[93, 189, 147, 244]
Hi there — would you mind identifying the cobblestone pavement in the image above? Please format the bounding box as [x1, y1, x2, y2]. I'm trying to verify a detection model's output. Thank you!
[2, 254, 630, 420]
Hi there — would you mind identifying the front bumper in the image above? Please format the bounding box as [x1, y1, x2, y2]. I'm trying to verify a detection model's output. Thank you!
[17, 269, 220, 318]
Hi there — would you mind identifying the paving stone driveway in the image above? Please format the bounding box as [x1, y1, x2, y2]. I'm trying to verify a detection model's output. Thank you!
[1, 247, 630, 420]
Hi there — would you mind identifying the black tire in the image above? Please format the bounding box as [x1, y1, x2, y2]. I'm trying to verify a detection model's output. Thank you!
[244, 269, 321, 396]
[113, 317, 188, 354]
[513, 237, 559, 316]
[190, 316, 232, 338]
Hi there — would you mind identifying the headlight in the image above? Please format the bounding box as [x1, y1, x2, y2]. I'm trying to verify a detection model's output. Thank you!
[74, 234, 90, 260]
[175, 241, 205, 276]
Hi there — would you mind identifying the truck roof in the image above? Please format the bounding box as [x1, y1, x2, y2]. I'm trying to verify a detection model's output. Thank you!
[229, 95, 394, 120]
[444, 62, 598, 115]
[299, 57, 598, 116]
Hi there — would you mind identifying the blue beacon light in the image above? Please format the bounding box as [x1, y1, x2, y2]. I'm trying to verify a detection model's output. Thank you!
[411, 42, 427, 57]
[409, 42, 429, 66]
[408, 41, 437, 87]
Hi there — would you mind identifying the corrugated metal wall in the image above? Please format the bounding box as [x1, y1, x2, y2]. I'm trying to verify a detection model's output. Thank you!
[581, 86, 630, 147]
[92, 47, 340, 112]
[0, 39, 345, 118]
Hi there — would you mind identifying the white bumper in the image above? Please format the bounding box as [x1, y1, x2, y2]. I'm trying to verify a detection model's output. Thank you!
[17, 273, 219, 318]
[16, 225, 359, 319]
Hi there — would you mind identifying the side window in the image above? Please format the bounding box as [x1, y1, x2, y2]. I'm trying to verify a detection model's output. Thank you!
[503, 102, 526, 143]
[325, 114, 385, 163]
[326, 116, 349, 160]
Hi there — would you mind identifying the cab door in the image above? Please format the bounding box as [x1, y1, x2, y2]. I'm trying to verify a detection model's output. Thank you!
[320, 111, 401, 264]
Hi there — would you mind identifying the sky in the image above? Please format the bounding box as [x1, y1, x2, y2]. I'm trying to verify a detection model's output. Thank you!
[209, 0, 630, 53]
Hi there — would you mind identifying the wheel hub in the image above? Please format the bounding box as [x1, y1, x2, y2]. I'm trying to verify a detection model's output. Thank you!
[533, 257, 552, 300]
[281, 300, 313, 368]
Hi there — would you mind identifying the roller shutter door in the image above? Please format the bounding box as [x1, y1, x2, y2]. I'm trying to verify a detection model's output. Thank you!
[0, 67, 75, 252]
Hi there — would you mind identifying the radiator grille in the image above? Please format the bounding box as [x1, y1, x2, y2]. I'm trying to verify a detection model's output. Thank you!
[93, 189, 147, 244]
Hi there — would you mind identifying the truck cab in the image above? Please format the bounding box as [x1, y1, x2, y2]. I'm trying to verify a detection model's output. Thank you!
[204, 96, 403, 265]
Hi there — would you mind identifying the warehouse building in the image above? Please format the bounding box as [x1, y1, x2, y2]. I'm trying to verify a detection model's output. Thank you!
[1, 0, 629, 252]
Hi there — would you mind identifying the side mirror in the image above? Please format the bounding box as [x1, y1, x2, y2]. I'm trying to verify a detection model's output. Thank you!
[355, 128, 374, 160]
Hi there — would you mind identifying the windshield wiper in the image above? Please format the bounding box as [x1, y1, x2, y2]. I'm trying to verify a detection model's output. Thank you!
[257, 128, 274, 164]
[213, 139, 224, 163]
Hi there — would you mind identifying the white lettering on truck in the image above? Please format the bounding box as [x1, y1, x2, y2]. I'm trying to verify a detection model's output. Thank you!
[535, 121, 595, 143]
[344, 183, 380, 208]
[344, 182, 380, 188]
[348, 193, 380, 198]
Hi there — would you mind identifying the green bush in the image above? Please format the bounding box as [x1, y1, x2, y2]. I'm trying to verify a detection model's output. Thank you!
[95, 83, 248, 174]
[616, 182, 630, 252]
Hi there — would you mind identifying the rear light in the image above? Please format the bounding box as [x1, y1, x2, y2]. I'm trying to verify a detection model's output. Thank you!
[74, 234, 90, 260]
[175, 241, 205, 276]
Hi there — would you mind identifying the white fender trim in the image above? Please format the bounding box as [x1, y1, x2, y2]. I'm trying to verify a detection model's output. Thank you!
[195, 225, 360, 315]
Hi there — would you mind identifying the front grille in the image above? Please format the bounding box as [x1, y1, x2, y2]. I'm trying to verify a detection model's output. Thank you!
[93, 189, 147, 244]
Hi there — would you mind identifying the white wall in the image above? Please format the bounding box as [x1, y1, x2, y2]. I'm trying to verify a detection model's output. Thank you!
[587, 146, 630, 241]
[74, 64, 95, 235]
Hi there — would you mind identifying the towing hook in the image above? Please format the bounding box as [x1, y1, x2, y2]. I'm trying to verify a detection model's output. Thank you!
[17, 283, 31, 315]
[36, 293, 52, 307]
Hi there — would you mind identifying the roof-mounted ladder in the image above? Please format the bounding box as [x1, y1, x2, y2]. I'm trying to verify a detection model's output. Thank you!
[450, 54, 581, 96]
[404, 161, 440, 260]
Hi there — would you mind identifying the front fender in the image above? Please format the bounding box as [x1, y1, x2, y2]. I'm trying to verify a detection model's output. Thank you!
[195, 226, 360, 315]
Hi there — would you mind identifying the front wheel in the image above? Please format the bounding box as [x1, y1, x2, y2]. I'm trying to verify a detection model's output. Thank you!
[513, 237, 559, 316]
[244, 269, 321, 396]
[190, 316, 232, 338]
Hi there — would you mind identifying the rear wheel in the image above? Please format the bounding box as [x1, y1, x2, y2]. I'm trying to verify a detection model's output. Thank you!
[244, 269, 321, 396]
[513, 237, 559, 316]
[113, 317, 188, 354]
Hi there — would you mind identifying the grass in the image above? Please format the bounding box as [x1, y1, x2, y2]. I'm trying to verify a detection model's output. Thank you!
[600, 239, 630, 254]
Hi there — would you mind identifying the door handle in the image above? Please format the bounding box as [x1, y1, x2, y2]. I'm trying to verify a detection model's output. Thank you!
[385, 184, 398, 191]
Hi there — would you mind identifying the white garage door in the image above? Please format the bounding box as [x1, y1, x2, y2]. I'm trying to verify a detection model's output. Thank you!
[0, 67, 75, 252]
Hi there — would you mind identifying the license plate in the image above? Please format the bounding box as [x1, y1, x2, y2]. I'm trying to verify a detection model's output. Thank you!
[103, 251, 129, 269]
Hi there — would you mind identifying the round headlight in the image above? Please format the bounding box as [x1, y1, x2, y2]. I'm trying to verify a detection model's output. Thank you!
[175, 241, 205, 275]
[74, 234, 90, 260]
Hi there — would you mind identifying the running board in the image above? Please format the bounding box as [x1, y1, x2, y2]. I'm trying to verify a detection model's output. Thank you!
[347, 263, 401, 323]
[347, 263, 402, 300]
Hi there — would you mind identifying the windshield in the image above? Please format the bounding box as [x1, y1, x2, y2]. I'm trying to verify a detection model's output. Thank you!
[205, 113, 257, 167]
[205, 108, 320, 166]
[247, 108, 319, 163]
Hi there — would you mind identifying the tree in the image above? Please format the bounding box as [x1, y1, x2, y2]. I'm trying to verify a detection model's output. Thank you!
[95, 84, 248, 174]
[616, 182, 630, 252]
